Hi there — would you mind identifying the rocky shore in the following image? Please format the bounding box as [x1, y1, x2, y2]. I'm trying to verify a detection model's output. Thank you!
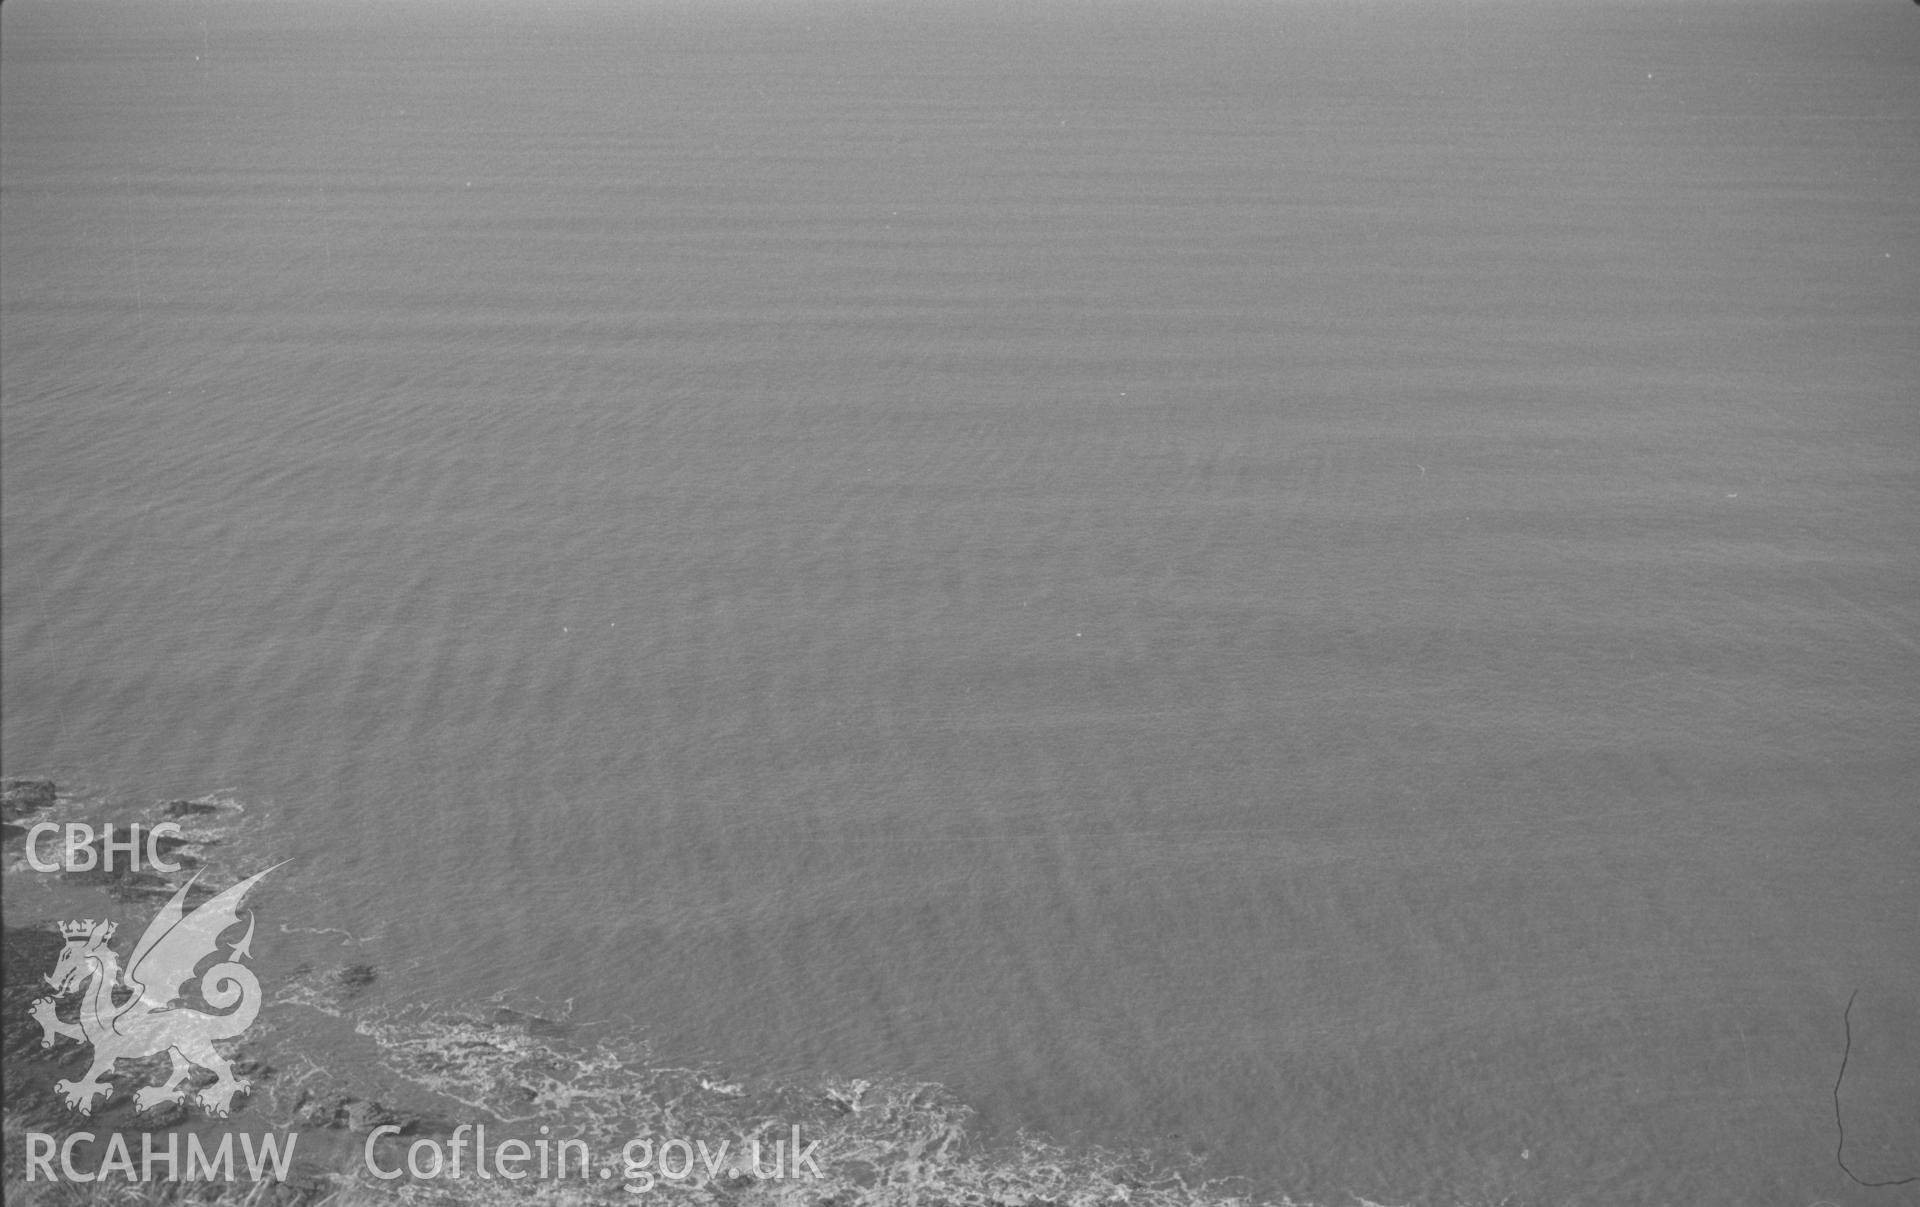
[3, 779, 1271, 1207]
[4, 781, 440, 1131]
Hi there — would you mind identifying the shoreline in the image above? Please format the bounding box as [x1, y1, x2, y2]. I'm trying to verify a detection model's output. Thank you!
[3, 777, 1290, 1207]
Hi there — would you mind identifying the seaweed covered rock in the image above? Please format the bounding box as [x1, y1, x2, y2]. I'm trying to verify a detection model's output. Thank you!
[492, 1005, 573, 1038]
[2, 925, 64, 1060]
[2, 924, 81, 1130]
[334, 963, 378, 997]
[1, 778, 56, 820]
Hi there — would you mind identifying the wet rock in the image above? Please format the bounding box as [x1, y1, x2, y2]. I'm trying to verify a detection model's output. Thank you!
[492, 1006, 573, 1038]
[2, 925, 84, 1128]
[135, 1100, 191, 1129]
[289, 1092, 449, 1139]
[335, 963, 377, 994]
[344, 1098, 401, 1133]
[54, 825, 202, 898]
[67, 854, 178, 902]
[151, 831, 197, 861]
[162, 798, 222, 818]
[3, 925, 66, 1059]
[292, 1093, 400, 1133]
[1, 779, 56, 820]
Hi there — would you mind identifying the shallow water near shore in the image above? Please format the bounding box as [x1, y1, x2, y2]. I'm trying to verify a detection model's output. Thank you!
[4, 2, 1918, 1204]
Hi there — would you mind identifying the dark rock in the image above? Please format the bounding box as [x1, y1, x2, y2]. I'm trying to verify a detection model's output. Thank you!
[335, 963, 377, 993]
[3, 924, 80, 1127]
[151, 832, 196, 860]
[290, 1093, 448, 1139]
[63, 831, 203, 899]
[134, 1100, 190, 1129]
[343, 1098, 401, 1133]
[162, 799, 221, 817]
[1, 778, 56, 820]
[398, 1109, 458, 1137]
[3, 925, 66, 1058]
[66, 855, 177, 902]
[285, 1089, 328, 1128]
[291, 1093, 387, 1132]
[492, 1006, 573, 1038]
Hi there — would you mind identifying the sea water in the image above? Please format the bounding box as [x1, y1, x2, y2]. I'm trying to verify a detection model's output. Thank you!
[3, 2, 1916, 1204]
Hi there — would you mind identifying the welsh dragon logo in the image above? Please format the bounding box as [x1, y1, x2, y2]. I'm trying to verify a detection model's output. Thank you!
[29, 863, 284, 1117]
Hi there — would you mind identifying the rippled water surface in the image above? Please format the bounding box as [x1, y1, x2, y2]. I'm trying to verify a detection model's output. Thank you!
[4, 2, 1917, 1203]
